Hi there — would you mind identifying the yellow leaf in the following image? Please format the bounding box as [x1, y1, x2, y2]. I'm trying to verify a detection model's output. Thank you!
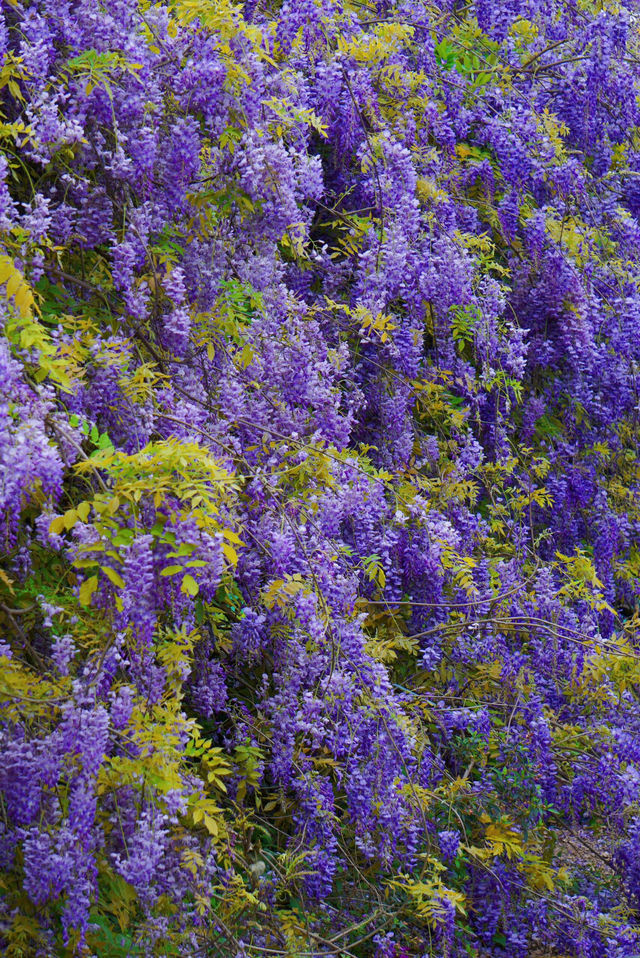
[5, 273, 20, 298]
[222, 528, 243, 545]
[237, 343, 254, 369]
[202, 813, 219, 837]
[63, 508, 78, 530]
[49, 516, 66, 535]
[76, 501, 91, 522]
[181, 574, 199, 596]
[0, 569, 14, 593]
[222, 542, 238, 566]
[13, 285, 34, 319]
[101, 566, 125, 589]
[79, 575, 99, 605]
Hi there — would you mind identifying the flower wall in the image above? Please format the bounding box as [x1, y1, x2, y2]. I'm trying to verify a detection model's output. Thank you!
[2, 1, 640, 955]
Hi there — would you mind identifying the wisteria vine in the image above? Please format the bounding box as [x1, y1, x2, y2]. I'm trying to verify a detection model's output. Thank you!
[2, 0, 640, 956]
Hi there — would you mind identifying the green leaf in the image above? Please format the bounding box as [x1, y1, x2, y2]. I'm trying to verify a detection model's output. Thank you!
[167, 543, 196, 558]
[111, 529, 135, 547]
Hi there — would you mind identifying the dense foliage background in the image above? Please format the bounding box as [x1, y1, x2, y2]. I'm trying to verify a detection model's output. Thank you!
[2, 0, 640, 955]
